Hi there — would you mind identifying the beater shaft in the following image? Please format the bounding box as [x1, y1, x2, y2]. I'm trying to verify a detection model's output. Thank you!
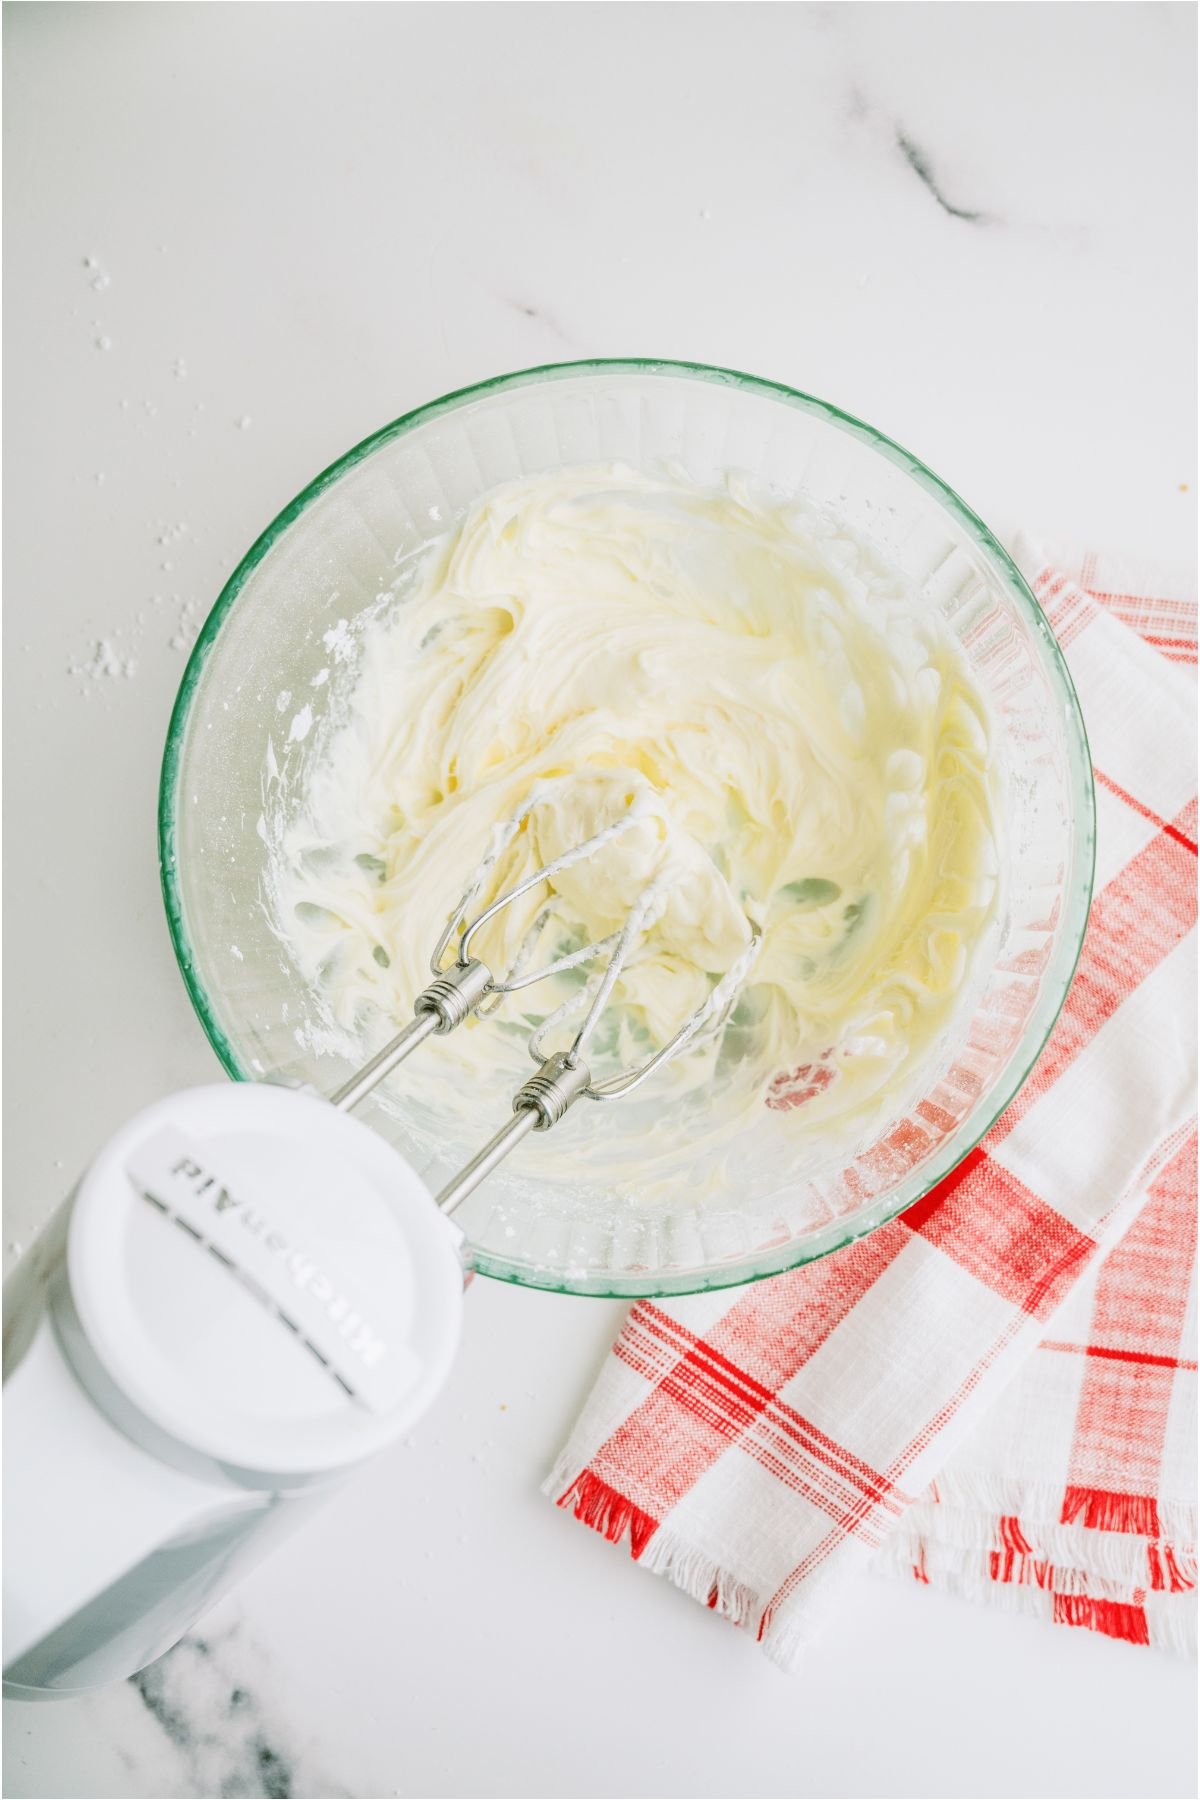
[434, 1108, 539, 1217]
[330, 1011, 439, 1111]
[435, 1050, 592, 1216]
[331, 957, 493, 1112]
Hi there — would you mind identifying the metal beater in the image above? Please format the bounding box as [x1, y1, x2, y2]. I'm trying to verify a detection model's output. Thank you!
[327, 780, 762, 1214]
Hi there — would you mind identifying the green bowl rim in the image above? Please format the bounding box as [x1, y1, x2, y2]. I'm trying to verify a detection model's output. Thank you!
[158, 357, 1096, 1297]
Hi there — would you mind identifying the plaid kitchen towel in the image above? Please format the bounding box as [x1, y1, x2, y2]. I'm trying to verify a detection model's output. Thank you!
[547, 544, 1197, 1668]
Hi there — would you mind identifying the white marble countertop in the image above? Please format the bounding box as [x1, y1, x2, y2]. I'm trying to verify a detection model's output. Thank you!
[4, 5, 1195, 1797]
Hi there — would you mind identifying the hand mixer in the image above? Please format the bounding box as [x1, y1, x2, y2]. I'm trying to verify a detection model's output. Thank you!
[3, 781, 761, 1699]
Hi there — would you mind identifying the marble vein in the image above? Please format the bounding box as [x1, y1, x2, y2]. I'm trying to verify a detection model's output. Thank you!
[505, 296, 587, 354]
[894, 130, 991, 225]
[126, 1625, 346, 1800]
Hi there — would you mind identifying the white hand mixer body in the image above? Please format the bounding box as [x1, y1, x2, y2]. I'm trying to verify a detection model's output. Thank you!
[3, 783, 760, 1697]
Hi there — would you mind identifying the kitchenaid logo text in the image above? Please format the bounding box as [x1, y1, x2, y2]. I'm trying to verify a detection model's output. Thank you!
[170, 1156, 388, 1371]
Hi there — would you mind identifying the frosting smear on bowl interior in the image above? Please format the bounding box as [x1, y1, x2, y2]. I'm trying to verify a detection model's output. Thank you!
[274, 467, 1000, 1197]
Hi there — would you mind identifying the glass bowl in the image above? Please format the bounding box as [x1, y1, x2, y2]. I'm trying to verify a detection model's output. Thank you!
[159, 360, 1094, 1298]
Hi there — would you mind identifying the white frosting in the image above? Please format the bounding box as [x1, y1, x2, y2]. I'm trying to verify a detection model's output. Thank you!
[272, 468, 1000, 1199]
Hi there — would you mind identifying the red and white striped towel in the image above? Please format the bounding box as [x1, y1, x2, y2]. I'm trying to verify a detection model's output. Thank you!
[547, 545, 1197, 1668]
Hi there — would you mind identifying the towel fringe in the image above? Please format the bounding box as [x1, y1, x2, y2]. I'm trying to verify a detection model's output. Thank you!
[546, 1463, 760, 1629]
[1061, 1485, 1161, 1536]
[553, 1468, 658, 1561]
[882, 1562, 1196, 1655]
[1148, 1542, 1197, 1593]
[909, 1473, 1195, 1545]
[867, 1562, 1194, 1656]
[879, 1530, 1196, 1602]
[638, 1532, 759, 1631]
[1052, 1594, 1151, 1646]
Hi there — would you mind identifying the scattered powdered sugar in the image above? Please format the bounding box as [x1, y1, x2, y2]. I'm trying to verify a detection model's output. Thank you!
[68, 249, 258, 689]
[169, 596, 202, 652]
[68, 586, 204, 688]
[68, 639, 137, 682]
[82, 258, 112, 361]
